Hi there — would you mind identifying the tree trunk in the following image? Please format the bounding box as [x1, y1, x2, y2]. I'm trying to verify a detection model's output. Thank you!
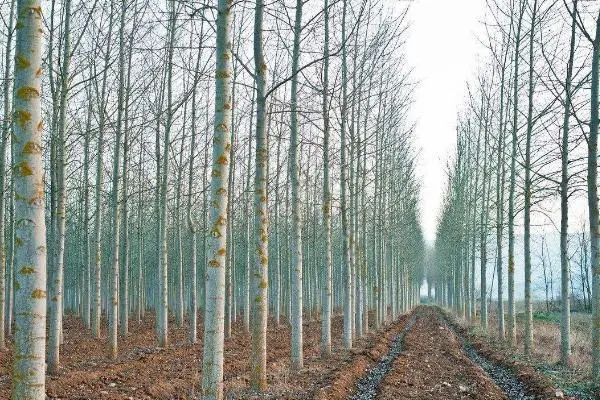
[48, 0, 71, 372]
[341, 0, 353, 349]
[589, 8, 600, 382]
[320, 0, 332, 357]
[289, 0, 304, 370]
[120, 23, 135, 337]
[523, 0, 537, 358]
[82, 85, 92, 330]
[200, 0, 233, 395]
[109, 0, 126, 359]
[187, 21, 204, 344]
[560, 0, 577, 366]
[250, 0, 269, 386]
[508, 1, 524, 347]
[93, 0, 116, 339]
[11, 0, 47, 396]
[0, 0, 15, 349]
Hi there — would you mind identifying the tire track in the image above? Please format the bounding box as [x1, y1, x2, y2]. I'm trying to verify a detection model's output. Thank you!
[440, 312, 534, 400]
[348, 314, 417, 400]
[376, 306, 521, 399]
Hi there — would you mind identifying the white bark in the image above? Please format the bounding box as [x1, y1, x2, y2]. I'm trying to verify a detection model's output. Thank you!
[11, 0, 47, 396]
[560, 0, 577, 366]
[320, 0, 332, 356]
[109, 0, 126, 359]
[200, 0, 233, 395]
[0, 0, 15, 349]
[250, 0, 268, 386]
[289, 0, 304, 370]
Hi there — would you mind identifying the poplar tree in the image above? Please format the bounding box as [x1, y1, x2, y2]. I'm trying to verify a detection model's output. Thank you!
[11, 0, 47, 397]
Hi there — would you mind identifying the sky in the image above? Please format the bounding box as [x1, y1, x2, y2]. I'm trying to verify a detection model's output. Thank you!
[404, 0, 487, 243]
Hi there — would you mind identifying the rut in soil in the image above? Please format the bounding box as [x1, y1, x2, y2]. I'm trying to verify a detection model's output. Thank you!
[349, 315, 417, 400]
[349, 307, 533, 400]
[441, 313, 533, 400]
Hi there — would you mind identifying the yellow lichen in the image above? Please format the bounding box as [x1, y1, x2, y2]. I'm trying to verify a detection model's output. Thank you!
[14, 110, 32, 130]
[16, 86, 40, 100]
[15, 161, 33, 177]
[31, 289, 46, 299]
[19, 266, 35, 275]
[216, 123, 228, 133]
[23, 6, 43, 18]
[28, 188, 44, 206]
[23, 141, 41, 155]
[216, 70, 231, 79]
[15, 55, 30, 69]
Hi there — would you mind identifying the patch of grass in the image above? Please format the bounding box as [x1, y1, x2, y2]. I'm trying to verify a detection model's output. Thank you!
[533, 311, 560, 324]
[470, 311, 594, 399]
[561, 380, 600, 400]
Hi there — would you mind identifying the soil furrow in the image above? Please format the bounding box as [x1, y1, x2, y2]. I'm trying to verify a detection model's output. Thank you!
[377, 306, 512, 399]
[349, 315, 417, 400]
[442, 315, 532, 400]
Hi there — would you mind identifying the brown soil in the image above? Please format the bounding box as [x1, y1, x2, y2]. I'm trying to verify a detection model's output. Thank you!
[0, 306, 573, 399]
[445, 311, 580, 400]
[378, 306, 509, 400]
[314, 312, 413, 400]
[0, 312, 407, 399]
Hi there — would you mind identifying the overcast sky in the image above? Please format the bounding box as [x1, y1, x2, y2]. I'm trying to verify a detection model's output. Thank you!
[404, 0, 487, 243]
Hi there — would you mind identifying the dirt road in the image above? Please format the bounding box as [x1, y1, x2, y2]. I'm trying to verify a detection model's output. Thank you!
[351, 306, 544, 400]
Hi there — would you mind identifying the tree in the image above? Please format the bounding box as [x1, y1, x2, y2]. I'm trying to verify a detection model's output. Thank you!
[250, 0, 269, 388]
[289, 0, 304, 370]
[559, 0, 578, 366]
[508, 0, 525, 347]
[48, 0, 72, 373]
[11, 0, 47, 396]
[108, 0, 127, 359]
[200, 0, 233, 396]
[320, 0, 332, 357]
[587, 6, 600, 383]
[523, 0, 538, 358]
[0, 0, 15, 349]
[341, 0, 352, 349]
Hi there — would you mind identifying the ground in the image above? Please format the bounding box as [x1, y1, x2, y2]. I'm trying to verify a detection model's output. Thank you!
[0, 306, 593, 399]
[378, 307, 508, 399]
[469, 308, 597, 399]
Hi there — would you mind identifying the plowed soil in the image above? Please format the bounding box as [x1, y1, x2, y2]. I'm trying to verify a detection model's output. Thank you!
[378, 307, 510, 399]
[0, 307, 570, 399]
[0, 312, 409, 399]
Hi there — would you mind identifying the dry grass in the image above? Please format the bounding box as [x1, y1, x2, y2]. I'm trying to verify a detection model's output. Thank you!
[454, 305, 597, 399]
[481, 311, 592, 371]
